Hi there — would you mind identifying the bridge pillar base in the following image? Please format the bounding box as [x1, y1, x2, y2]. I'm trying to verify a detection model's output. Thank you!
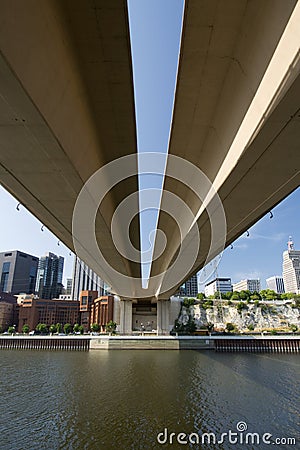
[119, 299, 133, 335]
[157, 299, 170, 335]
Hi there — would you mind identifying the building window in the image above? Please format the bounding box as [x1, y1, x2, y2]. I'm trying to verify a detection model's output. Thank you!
[1, 262, 10, 292]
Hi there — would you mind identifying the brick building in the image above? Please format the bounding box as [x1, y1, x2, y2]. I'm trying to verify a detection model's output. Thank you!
[0, 292, 18, 331]
[18, 298, 79, 332]
[79, 290, 99, 332]
[90, 296, 114, 332]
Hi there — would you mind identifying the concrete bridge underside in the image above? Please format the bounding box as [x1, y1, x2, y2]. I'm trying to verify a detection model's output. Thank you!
[0, 1, 300, 333]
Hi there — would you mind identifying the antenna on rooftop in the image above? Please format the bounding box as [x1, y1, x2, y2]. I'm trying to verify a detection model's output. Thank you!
[287, 236, 294, 251]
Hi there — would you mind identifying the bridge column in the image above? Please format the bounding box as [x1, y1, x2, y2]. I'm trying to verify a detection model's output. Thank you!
[157, 299, 170, 335]
[119, 299, 133, 335]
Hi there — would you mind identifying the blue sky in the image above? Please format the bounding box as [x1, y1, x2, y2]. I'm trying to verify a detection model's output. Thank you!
[202, 187, 300, 290]
[128, 0, 184, 285]
[0, 0, 299, 290]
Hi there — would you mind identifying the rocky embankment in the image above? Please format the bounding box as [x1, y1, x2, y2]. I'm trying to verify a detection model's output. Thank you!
[177, 302, 300, 332]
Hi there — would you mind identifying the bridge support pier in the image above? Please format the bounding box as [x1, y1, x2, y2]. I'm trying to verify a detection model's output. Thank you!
[119, 299, 133, 335]
[157, 299, 170, 335]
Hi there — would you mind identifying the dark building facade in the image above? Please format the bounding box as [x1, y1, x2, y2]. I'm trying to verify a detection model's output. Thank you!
[184, 274, 198, 297]
[18, 297, 79, 332]
[0, 250, 38, 295]
[35, 252, 64, 299]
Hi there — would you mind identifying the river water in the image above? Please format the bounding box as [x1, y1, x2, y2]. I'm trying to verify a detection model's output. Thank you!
[0, 350, 299, 450]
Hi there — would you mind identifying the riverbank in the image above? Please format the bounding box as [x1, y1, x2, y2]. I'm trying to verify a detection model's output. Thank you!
[0, 334, 299, 352]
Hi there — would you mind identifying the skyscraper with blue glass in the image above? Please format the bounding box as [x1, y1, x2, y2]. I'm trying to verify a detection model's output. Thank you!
[35, 252, 64, 299]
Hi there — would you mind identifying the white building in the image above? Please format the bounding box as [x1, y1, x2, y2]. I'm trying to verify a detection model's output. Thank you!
[232, 279, 261, 293]
[204, 278, 232, 297]
[266, 276, 285, 294]
[282, 237, 300, 294]
[71, 256, 106, 300]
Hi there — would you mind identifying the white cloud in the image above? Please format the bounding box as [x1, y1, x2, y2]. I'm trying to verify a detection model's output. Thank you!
[239, 231, 286, 242]
[233, 270, 261, 284]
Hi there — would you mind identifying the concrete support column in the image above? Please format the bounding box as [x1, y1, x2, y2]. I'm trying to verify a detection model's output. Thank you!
[119, 299, 133, 335]
[157, 299, 170, 335]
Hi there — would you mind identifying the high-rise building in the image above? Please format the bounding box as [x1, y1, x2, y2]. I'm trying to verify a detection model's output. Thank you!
[71, 256, 106, 301]
[0, 250, 38, 295]
[266, 276, 285, 294]
[232, 279, 261, 293]
[204, 278, 232, 297]
[184, 274, 198, 297]
[282, 237, 300, 294]
[35, 252, 64, 299]
[66, 278, 73, 296]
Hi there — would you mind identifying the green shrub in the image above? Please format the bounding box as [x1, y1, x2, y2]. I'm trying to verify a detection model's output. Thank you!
[106, 320, 117, 334]
[183, 298, 196, 308]
[226, 323, 235, 332]
[236, 301, 248, 312]
[90, 323, 100, 332]
[63, 323, 72, 335]
[49, 324, 57, 334]
[22, 324, 30, 334]
[36, 323, 48, 334]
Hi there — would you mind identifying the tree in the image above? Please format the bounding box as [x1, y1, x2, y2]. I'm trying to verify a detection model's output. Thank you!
[36, 323, 48, 334]
[49, 324, 57, 334]
[106, 320, 117, 334]
[22, 324, 30, 334]
[281, 292, 295, 300]
[90, 323, 100, 332]
[197, 293, 205, 300]
[213, 291, 227, 299]
[260, 289, 278, 300]
[56, 323, 62, 333]
[251, 291, 261, 301]
[231, 293, 240, 301]
[236, 301, 247, 312]
[73, 323, 80, 333]
[183, 297, 195, 307]
[247, 324, 254, 331]
[239, 290, 250, 301]
[78, 325, 84, 335]
[289, 324, 298, 333]
[225, 291, 233, 300]
[8, 326, 15, 334]
[63, 323, 72, 335]
[186, 317, 196, 333]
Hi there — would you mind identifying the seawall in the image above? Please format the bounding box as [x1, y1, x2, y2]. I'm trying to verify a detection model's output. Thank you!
[0, 335, 299, 352]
